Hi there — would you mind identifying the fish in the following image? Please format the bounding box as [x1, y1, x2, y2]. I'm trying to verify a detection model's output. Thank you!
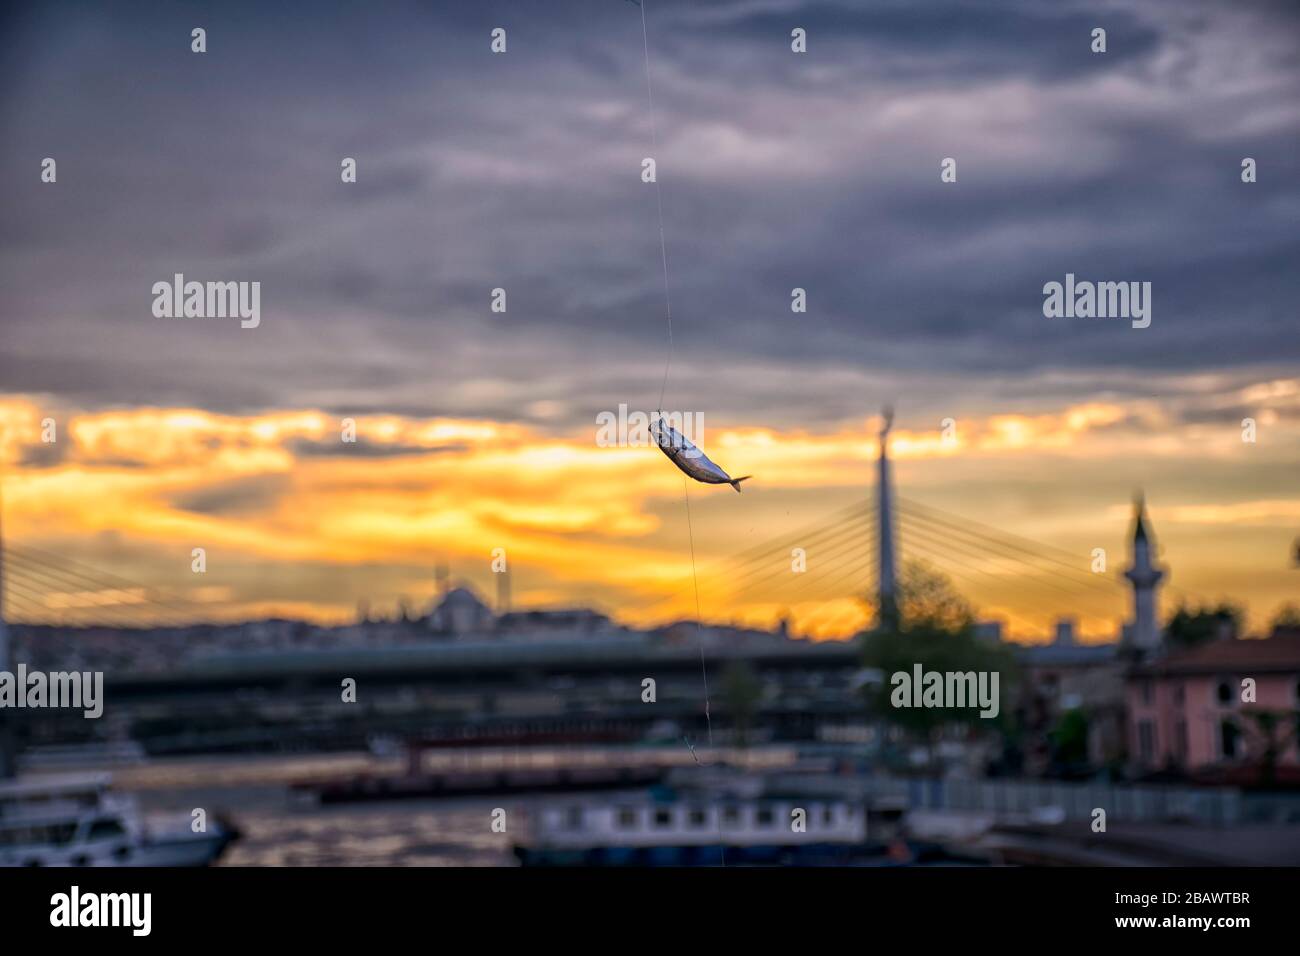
[650, 414, 751, 492]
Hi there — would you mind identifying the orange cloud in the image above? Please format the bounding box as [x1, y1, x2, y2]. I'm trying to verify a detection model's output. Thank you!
[1, 390, 1297, 638]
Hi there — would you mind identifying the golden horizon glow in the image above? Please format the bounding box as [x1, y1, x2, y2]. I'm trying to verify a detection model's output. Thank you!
[2, 382, 1298, 641]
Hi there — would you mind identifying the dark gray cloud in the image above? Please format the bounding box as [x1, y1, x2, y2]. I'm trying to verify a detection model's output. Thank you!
[18, 440, 67, 468]
[1, 0, 1297, 430]
[170, 474, 291, 517]
[286, 437, 467, 459]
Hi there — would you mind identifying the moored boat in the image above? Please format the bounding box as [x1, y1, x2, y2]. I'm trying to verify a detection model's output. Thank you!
[514, 793, 874, 866]
[0, 772, 238, 867]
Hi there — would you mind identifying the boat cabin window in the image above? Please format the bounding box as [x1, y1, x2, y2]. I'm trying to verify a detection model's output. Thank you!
[653, 808, 673, 828]
[687, 807, 707, 828]
[756, 808, 775, 827]
[564, 807, 584, 830]
[0, 822, 77, 846]
[88, 818, 126, 840]
[821, 806, 834, 826]
[721, 805, 741, 827]
[617, 808, 637, 829]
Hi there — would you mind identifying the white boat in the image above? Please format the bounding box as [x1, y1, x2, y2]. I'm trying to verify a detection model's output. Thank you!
[516, 795, 870, 865]
[0, 773, 237, 867]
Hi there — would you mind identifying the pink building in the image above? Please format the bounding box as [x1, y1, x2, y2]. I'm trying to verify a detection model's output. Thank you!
[1127, 633, 1300, 778]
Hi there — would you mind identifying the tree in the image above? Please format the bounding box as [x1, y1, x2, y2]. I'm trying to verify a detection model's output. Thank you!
[1048, 709, 1089, 769]
[859, 562, 1019, 747]
[1165, 602, 1243, 649]
[721, 661, 763, 748]
[1230, 708, 1299, 788]
[1270, 603, 1300, 634]
[878, 560, 979, 638]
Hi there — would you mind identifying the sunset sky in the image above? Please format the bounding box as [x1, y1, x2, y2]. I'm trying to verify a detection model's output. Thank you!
[1, 0, 1297, 639]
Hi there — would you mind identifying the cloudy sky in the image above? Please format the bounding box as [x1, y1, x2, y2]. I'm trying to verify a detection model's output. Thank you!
[1, 0, 1297, 638]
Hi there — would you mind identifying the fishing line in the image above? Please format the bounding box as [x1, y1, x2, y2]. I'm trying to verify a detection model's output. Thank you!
[639, 0, 673, 415]
[682, 477, 712, 747]
[684, 475, 724, 866]
[637, 1, 724, 866]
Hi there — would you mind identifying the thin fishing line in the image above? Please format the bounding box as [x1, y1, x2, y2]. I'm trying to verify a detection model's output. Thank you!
[684, 476, 725, 866]
[638, 1, 722, 866]
[639, 0, 673, 413]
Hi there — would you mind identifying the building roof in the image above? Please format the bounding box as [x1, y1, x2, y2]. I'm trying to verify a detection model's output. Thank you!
[438, 586, 489, 611]
[1137, 634, 1300, 676]
[496, 608, 612, 629]
[1013, 642, 1119, 668]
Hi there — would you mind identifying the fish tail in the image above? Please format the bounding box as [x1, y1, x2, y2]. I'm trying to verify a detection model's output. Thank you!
[729, 476, 752, 493]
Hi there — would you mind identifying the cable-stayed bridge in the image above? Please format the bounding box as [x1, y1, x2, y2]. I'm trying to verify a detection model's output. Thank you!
[643, 495, 1131, 637]
[0, 491, 1158, 638]
[2, 541, 207, 630]
[0, 412, 1177, 640]
[637, 410, 1178, 642]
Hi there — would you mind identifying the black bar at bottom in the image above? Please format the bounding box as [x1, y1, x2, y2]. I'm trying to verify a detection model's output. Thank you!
[0, 866, 1289, 943]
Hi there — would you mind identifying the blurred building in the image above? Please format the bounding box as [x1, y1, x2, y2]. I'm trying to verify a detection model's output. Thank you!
[1126, 632, 1300, 778]
[425, 586, 493, 636]
[494, 608, 628, 643]
[653, 620, 802, 649]
[1005, 497, 1171, 776]
[1013, 624, 1124, 774]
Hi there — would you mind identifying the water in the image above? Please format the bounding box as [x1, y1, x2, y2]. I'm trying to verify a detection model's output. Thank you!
[117, 753, 517, 866]
[104, 747, 795, 866]
[220, 802, 514, 867]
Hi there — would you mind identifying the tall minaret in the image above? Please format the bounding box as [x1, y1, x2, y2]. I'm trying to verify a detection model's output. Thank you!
[1123, 494, 1166, 653]
[876, 406, 899, 630]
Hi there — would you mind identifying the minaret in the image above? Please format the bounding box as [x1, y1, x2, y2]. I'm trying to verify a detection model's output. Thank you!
[1123, 494, 1166, 653]
[876, 407, 899, 630]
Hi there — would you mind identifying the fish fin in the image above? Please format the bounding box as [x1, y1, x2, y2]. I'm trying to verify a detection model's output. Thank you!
[729, 476, 752, 493]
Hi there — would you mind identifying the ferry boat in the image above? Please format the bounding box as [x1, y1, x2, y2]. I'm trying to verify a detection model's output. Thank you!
[0, 773, 238, 867]
[515, 794, 875, 866]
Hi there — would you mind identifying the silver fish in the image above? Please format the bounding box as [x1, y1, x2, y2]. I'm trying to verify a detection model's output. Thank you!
[650, 415, 751, 492]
